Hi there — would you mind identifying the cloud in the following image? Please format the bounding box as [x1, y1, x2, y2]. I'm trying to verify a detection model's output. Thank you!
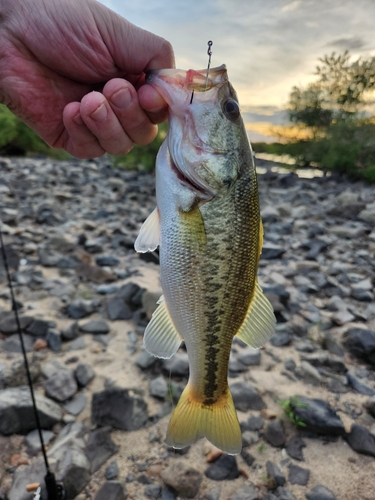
[328, 37, 366, 51]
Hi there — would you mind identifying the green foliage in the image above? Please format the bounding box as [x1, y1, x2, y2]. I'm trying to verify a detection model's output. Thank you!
[279, 396, 308, 427]
[257, 443, 266, 453]
[289, 51, 375, 128]
[112, 122, 168, 171]
[0, 104, 69, 158]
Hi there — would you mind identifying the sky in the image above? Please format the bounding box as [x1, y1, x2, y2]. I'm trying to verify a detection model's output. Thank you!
[99, 0, 375, 141]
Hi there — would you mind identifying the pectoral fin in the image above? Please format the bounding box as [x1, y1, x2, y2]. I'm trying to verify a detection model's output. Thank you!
[134, 207, 160, 252]
[144, 296, 183, 359]
[235, 282, 276, 349]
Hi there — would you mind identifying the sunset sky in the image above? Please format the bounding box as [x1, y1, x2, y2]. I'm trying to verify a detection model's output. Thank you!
[99, 0, 375, 141]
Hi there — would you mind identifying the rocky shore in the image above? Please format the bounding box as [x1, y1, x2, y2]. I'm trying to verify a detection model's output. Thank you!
[0, 155, 374, 500]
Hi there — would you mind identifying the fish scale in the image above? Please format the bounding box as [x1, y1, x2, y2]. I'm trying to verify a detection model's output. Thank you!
[135, 64, 275, 454]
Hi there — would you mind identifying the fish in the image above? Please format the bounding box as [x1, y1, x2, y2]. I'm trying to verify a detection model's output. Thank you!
[135, 64, 275, 454]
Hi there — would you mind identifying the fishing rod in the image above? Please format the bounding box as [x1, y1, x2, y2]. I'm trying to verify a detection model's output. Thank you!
[0, 226, 66, 500]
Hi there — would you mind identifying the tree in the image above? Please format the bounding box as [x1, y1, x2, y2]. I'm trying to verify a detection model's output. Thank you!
[289, 51, 375, 128]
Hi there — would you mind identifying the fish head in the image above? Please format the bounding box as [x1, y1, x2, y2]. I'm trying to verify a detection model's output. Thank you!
[147, 65, 250, 201]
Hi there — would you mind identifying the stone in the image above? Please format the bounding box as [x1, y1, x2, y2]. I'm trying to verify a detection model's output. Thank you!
[299, 361, 322, 386]
[67, 299, 98, 319]
[63, 395, 88, 416]
[286, 435, 306, 461]
[0, 357, 40, 389]
[75, 362, 95, 387]
[346, 424, 375, 457]
[8, 457, 46, 500]
[46, 329, 62, 352]
[347, 372, 375, 396]
[365, 396, 375, 417]
[61, 322, 80, 341]
[358, 202, 375, 223]
[94, 481, 127, 500]
[261, 243, 286, 260]
[237, 347, 261, 366]
[266, 461, 285, 487]
[242, 430, 259, 446]
[107, 297, 134, 320]
[288, 464, 310, 485]
[25, 319, 50, 337]
[240, 449, 256, 466]
[105, 461, 119, 480]
[2, 334, 34, 352]
[142, 290, 162, 320]
[149, 376, 168, 399]
[44, 368, 78, 402]
[342, 328, 375, 365]
[85, 427, 119, 473]
[230, 483, 260, 500]
[204, 454, 240, 481]
[0, 315, 33, 335]
[204, 486, 221, 500]
[230, 381, 266, 411]
[306, 485, 336, 500]
[263, 419, 286, 447]
[145, 484, 162, 498]
[161, 460, 203, 498]
[289, 396, 345, 436]
[96, 284, 120, 295]
[79, 319, 110, 334]
[92, 388, 148, 431]
[163, 352, 189, 377]
[270, 332, 291, 347]
[25, 429, 54, 455]
[136, 350, 156, 369]
[274, 487, 297, 500]
[96, 255, 121, 267]
[69, 336, 86, 350]
[0, 386, 62, 435]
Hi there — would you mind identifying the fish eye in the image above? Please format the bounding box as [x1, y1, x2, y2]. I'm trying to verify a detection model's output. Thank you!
[223, 99, 240, 122]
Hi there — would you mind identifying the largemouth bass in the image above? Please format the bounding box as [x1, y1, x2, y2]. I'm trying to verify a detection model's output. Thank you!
[135, 64, 275, 454]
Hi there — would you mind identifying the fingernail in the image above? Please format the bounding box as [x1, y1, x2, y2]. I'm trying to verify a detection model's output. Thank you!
[90, 103, 108, 122]
[111, 88, 132, 108]
[72, 113, 83, 126]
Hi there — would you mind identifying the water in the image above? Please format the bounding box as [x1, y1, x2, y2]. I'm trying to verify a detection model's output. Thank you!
[255, 152, 329, 179]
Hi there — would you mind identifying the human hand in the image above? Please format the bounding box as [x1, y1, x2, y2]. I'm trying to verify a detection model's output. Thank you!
[0, 0, 174, 158]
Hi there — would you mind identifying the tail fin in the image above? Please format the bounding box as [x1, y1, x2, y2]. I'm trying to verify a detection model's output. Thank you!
[166, 383, 242, 455]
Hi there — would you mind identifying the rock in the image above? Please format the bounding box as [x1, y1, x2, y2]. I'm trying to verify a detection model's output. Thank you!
[240, 449, 256, 466]
[263, 419, 286, 447]
[365, 396, 375, 417]
[266, 461, 286, 487]
[67, 299, 99, 319]
[25, 429, 54, 455]
[230, 483, 260, 500]
[298, 361, 322, 386]
[142, 290, 162, 320]
[346, 424, 375, 457]
[286, 435, 306, 461]
[107, 297, 134, 320]
[92, 388, 148, 431]
[75, 362, 95, 387]
[342, 328, 375, 365]
[61, 322, 80, 341]
[149, 376, 168, 399]
[347, 372, 375, 396]
[230, 381, 266, 411]
[270, 332, 292, 347]
[261, 243, 286, 260]
[105, 461, 119, 480]
[0, 315, 33, 335]
[204, 486, 221, 500]
[0, 357, 40, 389]
[274, 486, 297, 500]
[94, 481, 127, 500]
[69, 336, 86, 350]
[44, 368, 78, 402]
[306, 485, 336, 500]
[2, 333, 34, 352]
[289, 396, 345, 436]
[136, 350, 157, 369]
[284, 358, 296, 371]
[63, 395, 88, 416]
[241, 415, 264, 432]
[47, 329, 62, 352]
[242, 430, 259, 446]
[163, 352, 189, 377]
[25, 319, 50, 337]
[288, 464, 310, 485]
[161, 460, 202, 498]
[76, 263, 117, 283]
[358, 202, 375, 223]
[96, 284, 120, 295]
[96, 255, 121, 267]
[204, 454, 240, 481]
[0, 386, 62, 434]
[79, 319, 110, 334]
[8, 457, 46, 500]
[145, 484, 162, 498]
[237, 347, 261, 366]
[85, 427, 119, 473]
[41, 358, 66, 378]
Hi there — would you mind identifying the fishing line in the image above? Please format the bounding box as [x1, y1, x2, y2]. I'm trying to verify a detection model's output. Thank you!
[190, 40, 213, 105]
[0, 225, 64, 500]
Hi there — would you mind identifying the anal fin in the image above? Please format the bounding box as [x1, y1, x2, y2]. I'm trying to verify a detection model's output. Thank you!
[143, 296, 182, 359]
[235, 282, 276, 349]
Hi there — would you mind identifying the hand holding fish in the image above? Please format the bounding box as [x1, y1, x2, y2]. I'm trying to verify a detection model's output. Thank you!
[0, 0, 174, 158]
[136, 65, 276, 454]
